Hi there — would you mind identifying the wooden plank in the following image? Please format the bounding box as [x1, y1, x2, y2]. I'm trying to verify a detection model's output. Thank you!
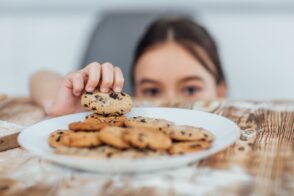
[0, 119, 22, 152]
[0, 97, 45, 151]
[198, 104, 294, 195]
[0, 132, 19, 151]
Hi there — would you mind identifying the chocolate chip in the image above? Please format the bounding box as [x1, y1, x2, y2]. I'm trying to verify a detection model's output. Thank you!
[85, 92, 93, 95]
[181, 131, 185, 135]
[238, 146, 245, 151]
[106, 153, 113, 158]
[204, 134, 208, 138]
[92, 107, 96, 110]
[121, 92, 126, 96]
[83, 104, 88, 107]
[140, 119, 146, 123]
[102, 112, 110, 117]
[56, 135, 61, 142]
[188, 133, 192, 137]
[109, 92, 119, 99]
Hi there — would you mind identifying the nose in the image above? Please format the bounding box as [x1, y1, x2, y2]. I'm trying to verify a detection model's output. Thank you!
[164, 89, 178, 103]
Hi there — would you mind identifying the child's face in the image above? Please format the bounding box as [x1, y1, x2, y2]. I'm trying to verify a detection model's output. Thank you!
[134, 42, 226, 102]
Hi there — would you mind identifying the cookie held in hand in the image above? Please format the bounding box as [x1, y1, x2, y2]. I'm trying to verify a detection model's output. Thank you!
[81, 91, 132, 116]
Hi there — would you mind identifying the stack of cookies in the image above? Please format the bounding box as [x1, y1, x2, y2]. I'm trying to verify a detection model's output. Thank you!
[48, 91, 214, 158]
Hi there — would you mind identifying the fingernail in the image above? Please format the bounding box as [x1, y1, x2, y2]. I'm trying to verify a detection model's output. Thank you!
[74, 91, 80, 96]
[113, 87, 121, 92]
[100, 87, 108, 92]
[86, 86, 94, 92]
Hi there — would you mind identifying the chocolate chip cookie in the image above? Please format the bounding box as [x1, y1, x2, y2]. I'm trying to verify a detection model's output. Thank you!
[81, 91, 132, 116]
[60, 131, 101, 148]
[85, 114, 126, 127]
[124, 116, 175, 134]
[168, 141, 212, 155]
[68, 121, 108, 132]
[123, 129, 172, 150]
[170, 125, 214, 142]
[110, 149, 167, 158]
[99, 127, 130, 149]
[48, 130, 67, 148]
[54, 145, 121, 158]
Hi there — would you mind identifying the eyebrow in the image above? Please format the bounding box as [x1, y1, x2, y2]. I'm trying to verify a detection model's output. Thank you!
[138, 78, 161, 85]
[179, 76, 204, 83]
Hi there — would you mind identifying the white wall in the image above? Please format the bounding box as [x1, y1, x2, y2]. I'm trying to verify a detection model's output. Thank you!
[0, 11, 96, 95]
[0, 0, 294, 99]
[200, 12, 294, 99]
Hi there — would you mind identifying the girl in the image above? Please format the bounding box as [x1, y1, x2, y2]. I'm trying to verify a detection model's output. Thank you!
[30, 17, 227, 116]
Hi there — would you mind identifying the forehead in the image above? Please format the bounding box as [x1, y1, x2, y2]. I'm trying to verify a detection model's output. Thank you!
[134, 42, 214, 83]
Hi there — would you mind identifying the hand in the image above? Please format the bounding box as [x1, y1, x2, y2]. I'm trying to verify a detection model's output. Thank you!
[47, 62, 124, 116]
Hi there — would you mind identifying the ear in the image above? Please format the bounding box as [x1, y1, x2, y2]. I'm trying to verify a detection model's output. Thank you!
[216, 81, 227, 98]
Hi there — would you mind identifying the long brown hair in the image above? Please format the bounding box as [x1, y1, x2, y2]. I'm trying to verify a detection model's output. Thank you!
[131, 17, 225, 87]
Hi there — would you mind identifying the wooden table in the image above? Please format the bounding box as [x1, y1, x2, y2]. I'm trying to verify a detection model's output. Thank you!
[0, 97, 293, 196]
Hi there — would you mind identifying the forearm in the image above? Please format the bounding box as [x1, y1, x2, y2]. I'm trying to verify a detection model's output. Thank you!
[29, 70, 63, 113]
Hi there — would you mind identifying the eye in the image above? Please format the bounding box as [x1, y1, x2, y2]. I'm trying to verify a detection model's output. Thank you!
[142, 88, 160, 97]
[182, 86, 200, 96]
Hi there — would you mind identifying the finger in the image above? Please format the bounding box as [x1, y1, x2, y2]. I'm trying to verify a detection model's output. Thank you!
[71, 72, 84, 96]
[63, 72, 75, 89]
[83, 62, 101, 92]
[113, 66, 124, 92]
[100, 62, 114, 92]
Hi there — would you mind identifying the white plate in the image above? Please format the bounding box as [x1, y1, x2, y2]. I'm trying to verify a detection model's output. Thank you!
[18, 107, 240, 173]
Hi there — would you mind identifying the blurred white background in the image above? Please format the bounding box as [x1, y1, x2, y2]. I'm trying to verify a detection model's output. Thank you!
[0, 0, 294, 99]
